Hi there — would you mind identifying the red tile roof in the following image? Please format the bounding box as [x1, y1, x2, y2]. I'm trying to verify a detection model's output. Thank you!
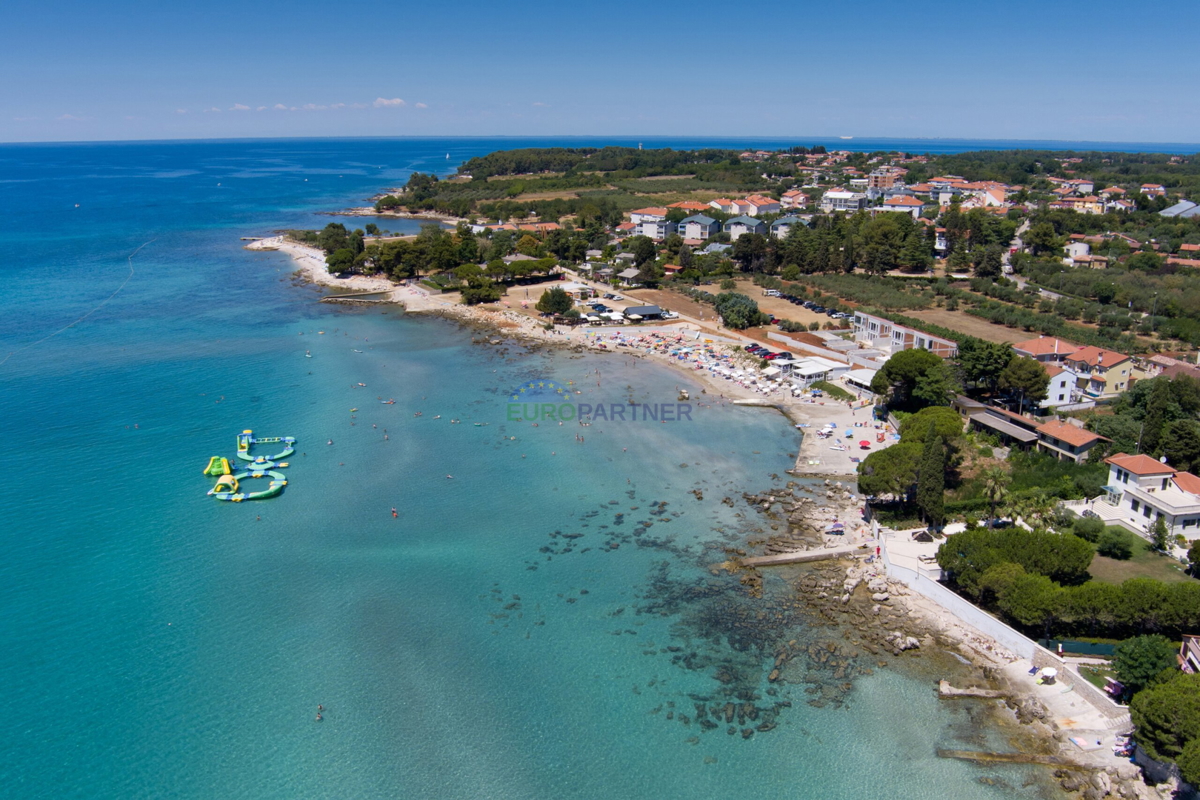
[630, 207, 668, 216]
[1106, 453, 1176, 476]
[1036, 420, 1107, 448]
[1012, 336, 1080, 357]
[1174, 472, 1200, 496]
[885, 195, 923, 206]
[667, 201, 709, 210]
[1066, 346, 1130, 368]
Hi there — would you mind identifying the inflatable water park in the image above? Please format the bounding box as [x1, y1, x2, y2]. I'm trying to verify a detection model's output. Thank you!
[203, 430, 295, 502]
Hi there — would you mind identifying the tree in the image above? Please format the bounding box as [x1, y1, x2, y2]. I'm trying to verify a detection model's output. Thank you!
[998, 356, 1049, 414]
[1141, 378, 1172, 456]
[712, 292, 766, 329]
[974, 244, 1003, 279]
[1113, 634, 1178, 696]
[326, 248, 356, 273]
[978, 562, 1025, 604]
[857, 441, 922, 500]
[898, 406, 963, 444]
[460, 276, 503, 305]
[535, 286, 573, 315]
[1130, 673, 1200, 761]
[1189, 539, 1200, 576]
[1152, 516, 1170, 552]
[629, 236, 657, 267]
[956, 339, 1013, 393]
[364, 223, 379, 236]
[1024, 222, 1060, 257]
[1179, 739, 1200, 788]
[997, 573, 1059, 633]
[916, 432, 946, 528]
[870, 348, 957, 412]
[515, 234, 541, 257]
[1163, 420, 1200, 473]
[981, 466, 1011, 529]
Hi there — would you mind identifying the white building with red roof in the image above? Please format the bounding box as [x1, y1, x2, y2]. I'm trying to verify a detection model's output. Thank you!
[1083, 454, 1200, 540]
[1011, 336, 1080, 364]
[875, 194, 925, 219]
[629, 207, 669, 225]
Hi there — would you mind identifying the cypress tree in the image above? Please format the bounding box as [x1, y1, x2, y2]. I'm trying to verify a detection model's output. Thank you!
[917, 427, 945, 528]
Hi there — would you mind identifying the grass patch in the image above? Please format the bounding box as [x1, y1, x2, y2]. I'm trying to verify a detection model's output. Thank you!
[1089, 531, 1192, 585]
[811, 380, 854, 401]
[1080, 665, 1117, 691]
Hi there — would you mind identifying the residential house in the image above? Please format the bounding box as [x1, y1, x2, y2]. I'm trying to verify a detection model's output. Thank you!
[1063, 346, 1133, 399]
[629, 207, 669, 225]
[701, 242, 732, 255]
[1042, 364, 1079, 408]
[965, 406, 1041, 450]
[1092, 454, 1200, 539]
[780, 189, 810, 209]
[1141, 184, 1167, 197]
[1012, 336, 1080, 364]
[741, 194, 780, 216]
[1035, 419, 1107, 463]
[667, 201, 710, 212]
[1181, 636, 1200, 674]
[820, 190, 868, 213]
[770, 216, 807, 238]
[678, 214, 719, 241]
[852, 311, 958, 357]
[635, 219, 677, 241]
[1099, 186, 1126, 200]
[662, 264, 682, 276]
[615, 221, 636, 236]
[724, 216, 766, 241]
[708, 198, 737, 214]
[877, 195, 925, 219]
[616, 267, 642, 286]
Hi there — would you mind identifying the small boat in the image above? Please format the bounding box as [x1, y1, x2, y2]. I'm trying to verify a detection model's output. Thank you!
[357, 383, 366, 387]
[353, 349, 363, 353]
[305, 351, 311, 358]
[381, 399, 396, 404]
[350, 408, 358, 412]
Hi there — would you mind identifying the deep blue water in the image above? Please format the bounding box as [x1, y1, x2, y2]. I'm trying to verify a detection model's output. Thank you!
[0, 139, 1057, 798]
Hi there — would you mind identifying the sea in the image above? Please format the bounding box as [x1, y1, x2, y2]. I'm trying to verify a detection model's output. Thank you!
[0, 137, 1103, 799]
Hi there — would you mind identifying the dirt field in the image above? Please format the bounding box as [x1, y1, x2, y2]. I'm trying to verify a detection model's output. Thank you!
[622, 287, 719, 322]
[729, 279, 846, 328]
[904, 308, 1028, 344]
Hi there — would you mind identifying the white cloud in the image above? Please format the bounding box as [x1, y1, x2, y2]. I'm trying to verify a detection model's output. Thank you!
[350, 102, 368, 109]
[256, 106, 267, 111]
[273, 104, 288, 110]
[57, 113, 84, 121]
[532, 102, 548, 107]
[204, 107, 221, 113]
[415, 102, 428, 109]
[374, 97, 406, 108]
[175, 108, 188, 114]
[331, 103, 345, 109]
[230, 103, 250, 111]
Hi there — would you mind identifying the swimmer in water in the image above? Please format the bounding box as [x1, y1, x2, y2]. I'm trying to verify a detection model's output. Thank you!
[328, 439, 333, 445]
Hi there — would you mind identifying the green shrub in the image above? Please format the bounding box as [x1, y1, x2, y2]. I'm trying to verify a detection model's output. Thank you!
[1097, 528, 1133, 560]
[1073, 517, 1106, 543]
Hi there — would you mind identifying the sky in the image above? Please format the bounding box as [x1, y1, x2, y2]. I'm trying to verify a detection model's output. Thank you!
[3, 0, 1199, 144]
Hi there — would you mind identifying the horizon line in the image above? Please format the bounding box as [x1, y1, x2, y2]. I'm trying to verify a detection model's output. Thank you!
[2, 133, 1198, 152]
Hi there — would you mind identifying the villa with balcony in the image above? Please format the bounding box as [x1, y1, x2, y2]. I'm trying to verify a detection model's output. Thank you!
[1071, 453, 1200, 540]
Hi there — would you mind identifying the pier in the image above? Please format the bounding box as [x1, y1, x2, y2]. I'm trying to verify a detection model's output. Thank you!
[938, 680, 1007, 699]
[320, 290, 394, 304]
[740, 544, 861, 567]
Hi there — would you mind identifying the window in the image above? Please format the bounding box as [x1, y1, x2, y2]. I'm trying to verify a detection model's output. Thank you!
[1131, 499, 1140, 512]
[1163, 478, 1170, 491]
[1144, 505, 1152, 518]
[1185, 519, 1198, 529]
[1058, 394, 1065, 401]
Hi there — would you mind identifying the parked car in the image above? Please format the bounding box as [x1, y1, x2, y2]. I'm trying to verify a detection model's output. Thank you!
[763, 353, 779, 360]
[744, 344, 760, 352]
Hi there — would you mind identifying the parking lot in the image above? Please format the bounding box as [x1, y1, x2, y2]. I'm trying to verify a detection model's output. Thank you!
[729, 279, 853, 328]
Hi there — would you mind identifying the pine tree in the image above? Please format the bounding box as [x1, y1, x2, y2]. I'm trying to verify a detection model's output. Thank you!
[916, 426, 946, 528]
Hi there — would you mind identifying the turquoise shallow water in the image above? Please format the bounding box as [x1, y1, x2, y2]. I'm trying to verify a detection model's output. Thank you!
[0, 139, 1057, 798]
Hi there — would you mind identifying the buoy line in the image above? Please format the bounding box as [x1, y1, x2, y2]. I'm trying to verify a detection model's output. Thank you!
[0, 238, 154, 367]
